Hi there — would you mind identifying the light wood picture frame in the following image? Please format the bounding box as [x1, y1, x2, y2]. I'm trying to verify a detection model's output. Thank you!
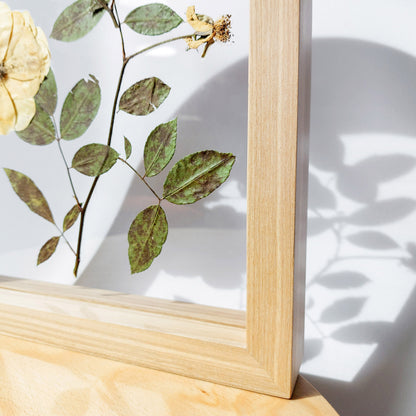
[0, 0, 311, 399]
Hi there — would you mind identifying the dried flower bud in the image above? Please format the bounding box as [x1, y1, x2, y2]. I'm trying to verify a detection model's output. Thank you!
[185, 6, 232, 57]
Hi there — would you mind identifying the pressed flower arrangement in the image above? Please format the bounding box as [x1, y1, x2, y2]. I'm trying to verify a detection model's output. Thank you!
[0, 0, 236, 278]
[0, 0, 312, 400]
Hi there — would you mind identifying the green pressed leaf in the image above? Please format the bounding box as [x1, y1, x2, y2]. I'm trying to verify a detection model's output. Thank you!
[163, 151, 235, 204]
[60, 76, 101, 141]
[35, 69, 58, 115]
[125, 3, 183, 36]
[16, 104, 56, 146]
[144, 119, 177, 177]
[124, 136, 132, 160]
[119, 77, 170, 116]
[37, 236, 60, 265]
[4, 169, 54, 223]
[63, 204, 82, 231]
[51, 0, 107, 42]
[128, 205, 168, 274]
[72, 143, 119, 176]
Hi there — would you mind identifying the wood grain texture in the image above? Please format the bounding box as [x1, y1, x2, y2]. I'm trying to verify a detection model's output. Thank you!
[247, 0, 311, 396]
[0, 277, 245, 326]
[0, 294, 281, 396]
[0, 0, 311, 399]
[0, 277, 245, 347]
[0, 335, 339, 416]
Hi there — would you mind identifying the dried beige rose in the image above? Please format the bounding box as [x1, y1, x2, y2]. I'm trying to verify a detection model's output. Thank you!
[0, 2, 50, 135]
[185, 6, 232, 58]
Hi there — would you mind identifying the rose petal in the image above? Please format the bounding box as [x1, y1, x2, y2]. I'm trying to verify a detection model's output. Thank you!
[21, 11, 50, 77]
[21, 11, 37, 35]
[5, 75, 42, 99]
[186, 6, 213, 35]
[34, 27, 50, 78]
[5, 12, 47, 81]
[0, 2, 12, 62]
[13, 96, 36, 131]
[0, 81, 16, 135]
[0, 2, 10, 13]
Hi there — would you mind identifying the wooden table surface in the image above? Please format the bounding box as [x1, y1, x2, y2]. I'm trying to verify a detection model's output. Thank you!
[0, 334, 339, 415]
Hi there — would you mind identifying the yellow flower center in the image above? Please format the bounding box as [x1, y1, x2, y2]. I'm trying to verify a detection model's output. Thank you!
[0, 62, 7, 80]
[214, 14, 232, 43]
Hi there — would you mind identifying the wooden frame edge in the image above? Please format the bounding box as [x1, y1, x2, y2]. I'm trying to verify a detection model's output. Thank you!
[247, 0, 311, 396]
[0, 0, 311, 399]
[0, 278, 285, 397]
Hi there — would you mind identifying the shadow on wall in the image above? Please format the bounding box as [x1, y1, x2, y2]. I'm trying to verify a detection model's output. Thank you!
[304, 38, 416, 416]
[76, 58, 248, 296]
[76, 37, 416, 413]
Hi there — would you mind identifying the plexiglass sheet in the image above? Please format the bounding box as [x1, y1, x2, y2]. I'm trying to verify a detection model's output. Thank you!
[0, 0, 248, 309]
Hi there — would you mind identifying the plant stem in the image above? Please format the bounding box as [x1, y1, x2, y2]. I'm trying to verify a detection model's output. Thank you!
[74, 31, 128, 276]
[126, 35, 194, 62]
[97, 0, 118, 28]
[51, 117, 79, 261]
[53, 223, 76, 256]
[118, 157, 162, 201]
[73, 8, 192, 276]
[112, 2, 126, 60]
[52, 115, 81, 208]
[73, 174, 99, 276]
[56, 139, 81, 208]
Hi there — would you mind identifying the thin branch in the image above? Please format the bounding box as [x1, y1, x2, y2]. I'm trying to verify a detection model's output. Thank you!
[113, 2, 126, 59]
[118, 157, 162, 201]
[126, 35, 194, 62]
[73, 175, 99, 276]
[52, 115, 81, 208]
[56, 140, 81, 207]
[107, 61, 127, 147]
[74, 58, 127, 276]
[53, 223, 76, 256]
[97, 0, 119, 28]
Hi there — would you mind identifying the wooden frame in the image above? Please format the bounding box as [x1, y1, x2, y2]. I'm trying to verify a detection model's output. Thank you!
[0, 0, 311, 399]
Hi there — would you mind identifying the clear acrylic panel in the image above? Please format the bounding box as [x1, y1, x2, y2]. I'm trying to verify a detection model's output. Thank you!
[0, 0, 248, 310]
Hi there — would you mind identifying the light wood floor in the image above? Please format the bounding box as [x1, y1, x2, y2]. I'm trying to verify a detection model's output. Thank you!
[0, 334, 339, 415]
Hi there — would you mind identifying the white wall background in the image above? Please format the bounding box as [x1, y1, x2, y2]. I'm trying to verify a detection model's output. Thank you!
[302, 1, 416, 415]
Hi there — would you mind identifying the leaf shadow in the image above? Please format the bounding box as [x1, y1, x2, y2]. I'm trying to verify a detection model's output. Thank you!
[308, 173, 337, 209]
[336, 155, 416, 203]
[315, 271, 370, 289]
[304, 38, 416, 416]
[346, 230, 399, 250]
[303, 338, 324, 363]
[331, 321, 392, 344]
[320, 297, 367, 324]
